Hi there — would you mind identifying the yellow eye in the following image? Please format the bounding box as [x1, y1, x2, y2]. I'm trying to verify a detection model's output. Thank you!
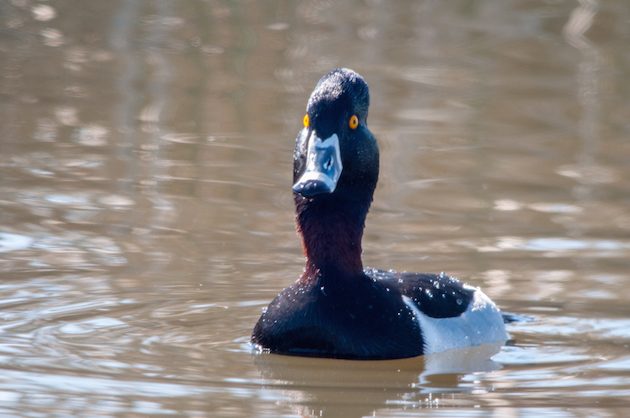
[349, 114, 359, 130]
[303, 114, 310, 128]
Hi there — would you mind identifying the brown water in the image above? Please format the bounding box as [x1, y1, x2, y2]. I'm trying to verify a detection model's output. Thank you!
[1, 0, 629, 416]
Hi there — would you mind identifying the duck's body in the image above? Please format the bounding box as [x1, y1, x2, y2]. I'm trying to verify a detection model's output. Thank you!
[252, 68, 507, 360]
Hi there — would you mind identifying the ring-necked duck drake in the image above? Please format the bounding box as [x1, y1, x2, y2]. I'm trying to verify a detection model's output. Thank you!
[252, 68, 508, 360]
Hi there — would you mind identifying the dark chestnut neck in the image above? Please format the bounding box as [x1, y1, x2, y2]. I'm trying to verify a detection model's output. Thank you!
[295, 194, 371, 280]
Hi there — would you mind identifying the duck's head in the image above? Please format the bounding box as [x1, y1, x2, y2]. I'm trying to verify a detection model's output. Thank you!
[292, 68, 379, 203]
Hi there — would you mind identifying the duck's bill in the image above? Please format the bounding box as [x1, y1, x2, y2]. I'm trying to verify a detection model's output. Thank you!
[292, 132, 343, 198]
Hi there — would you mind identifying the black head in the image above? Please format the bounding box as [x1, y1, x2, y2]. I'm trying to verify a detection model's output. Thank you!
[292, 68, 379, 201]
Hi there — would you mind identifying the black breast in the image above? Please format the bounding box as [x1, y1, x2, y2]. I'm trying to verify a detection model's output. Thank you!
[251, 275, 425, 359]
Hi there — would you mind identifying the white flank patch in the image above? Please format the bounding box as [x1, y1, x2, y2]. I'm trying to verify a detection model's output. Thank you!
[403, 286, 509, 355]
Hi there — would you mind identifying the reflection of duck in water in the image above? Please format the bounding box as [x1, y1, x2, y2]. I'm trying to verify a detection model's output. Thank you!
[254, 344, 502, 418]
[252, 68, 508, 360]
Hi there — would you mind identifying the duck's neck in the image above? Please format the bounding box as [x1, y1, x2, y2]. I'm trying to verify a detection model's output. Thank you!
[295, 194, 371, 280]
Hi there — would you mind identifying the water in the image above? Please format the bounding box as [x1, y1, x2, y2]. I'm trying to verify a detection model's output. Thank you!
[1, 0, 629, 416]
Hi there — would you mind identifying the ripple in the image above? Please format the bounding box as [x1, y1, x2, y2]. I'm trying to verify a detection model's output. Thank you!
[44, 193, 90, 206]
[493, 199, 523, 211]
[32, 4, 56, 21]
[495, 345, 591, 367]
[59, 317, 126, 335]
[523, 238, 630, 252]
[528, 202, 583, 214]
[40, 28, 64, 48]
[98, 194, 135, 207]
[0, 233, 34, 253]
[478, 237, 630, 255]
[74, 125, 109, 146]
[161, 132, 200, 144]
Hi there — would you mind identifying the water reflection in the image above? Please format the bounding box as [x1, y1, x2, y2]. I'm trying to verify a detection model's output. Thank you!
[255, 344, 502, 417]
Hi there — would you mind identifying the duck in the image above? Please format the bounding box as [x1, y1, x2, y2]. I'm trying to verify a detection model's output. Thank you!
[252, 68, 508, 360]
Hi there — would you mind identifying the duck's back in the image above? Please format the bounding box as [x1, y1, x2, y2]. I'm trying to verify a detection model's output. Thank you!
[367, 268, 508, 354]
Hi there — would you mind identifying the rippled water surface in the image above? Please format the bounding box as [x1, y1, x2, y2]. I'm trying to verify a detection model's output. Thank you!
[1, 0, 629, 416]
